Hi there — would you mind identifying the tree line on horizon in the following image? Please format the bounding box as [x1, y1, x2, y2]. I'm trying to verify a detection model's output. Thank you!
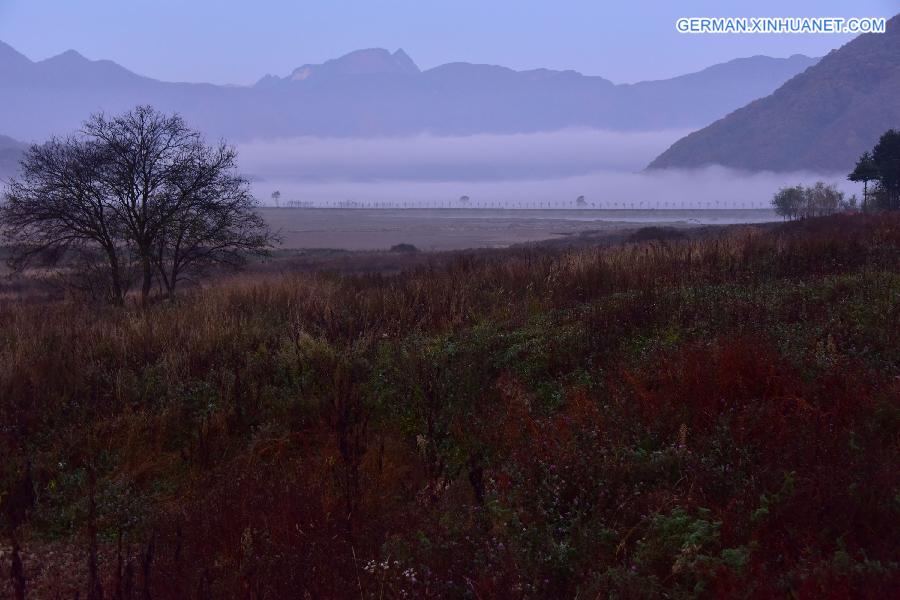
[772, 129, 900, 220]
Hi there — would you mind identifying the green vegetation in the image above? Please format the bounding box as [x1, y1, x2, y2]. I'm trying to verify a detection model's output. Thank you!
[771, 182, 849, 220]
[848, 151, 879, 209]
[849, 129, 900, 211]
[1, 214, 899, 597]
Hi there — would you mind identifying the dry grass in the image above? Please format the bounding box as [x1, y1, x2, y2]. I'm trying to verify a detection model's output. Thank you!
[1, 213, 899, 597]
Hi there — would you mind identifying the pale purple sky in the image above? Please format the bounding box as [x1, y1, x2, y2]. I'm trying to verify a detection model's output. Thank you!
[0, 0, 893, 84]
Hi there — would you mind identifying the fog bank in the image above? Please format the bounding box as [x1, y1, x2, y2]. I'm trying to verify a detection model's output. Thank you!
[237, 130, 855, 209]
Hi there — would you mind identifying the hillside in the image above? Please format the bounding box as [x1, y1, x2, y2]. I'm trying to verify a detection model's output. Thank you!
[0, 41, 816, 140]
[648, 14, 900, 172]
[2, 214, 898, 597]
[0, 134, 25, 179]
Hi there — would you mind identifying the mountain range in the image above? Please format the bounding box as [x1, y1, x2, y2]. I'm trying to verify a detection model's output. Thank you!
[648, 13, 900, 173]
[0, 41, 817, 144]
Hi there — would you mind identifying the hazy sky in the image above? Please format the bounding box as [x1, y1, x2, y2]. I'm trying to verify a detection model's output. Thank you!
[0, 0, 893, 85]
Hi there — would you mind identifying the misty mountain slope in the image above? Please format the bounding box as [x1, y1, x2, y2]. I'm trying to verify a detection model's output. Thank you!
[616, 55, 817, 130]
[648, 14, 900, 172]
[0, 134, 26, 179]
[0, 43, 817, 141]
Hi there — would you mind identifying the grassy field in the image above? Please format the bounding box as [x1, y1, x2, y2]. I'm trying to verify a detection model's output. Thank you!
[1, 214, 898, 598]
[259, 208, 779, 251]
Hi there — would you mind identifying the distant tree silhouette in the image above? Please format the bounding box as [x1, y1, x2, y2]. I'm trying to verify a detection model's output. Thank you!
[872, 129, 900, 210]
[772, 186, 803, 220]
[772, 182, 844, 220]
[849, 130, 900, 211]
[848, 151, 878, 210]
[271, 190, 281, 207]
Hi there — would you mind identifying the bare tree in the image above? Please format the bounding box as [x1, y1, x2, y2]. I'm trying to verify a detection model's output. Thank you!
[83, 107, 213, 305]
[153, 144, 274, 298]
[1, 106, 275, 305]
[1, 138, 134, 303]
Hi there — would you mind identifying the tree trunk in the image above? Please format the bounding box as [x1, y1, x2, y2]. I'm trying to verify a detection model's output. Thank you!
[140, 254, 153, 307]
[165, 266, 178, 301]
[106, 247, 125, 305]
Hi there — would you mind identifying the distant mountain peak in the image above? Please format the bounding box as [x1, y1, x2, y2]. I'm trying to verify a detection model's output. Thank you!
[43, 49, 89, 64]
[328, 48, 418, 74]
[282, 47, 420, 82]
[391, 48, 419, 73]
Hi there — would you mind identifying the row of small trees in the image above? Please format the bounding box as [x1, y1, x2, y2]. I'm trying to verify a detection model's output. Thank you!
[771, 182, 850, 220]
[0, 106, 274, 305]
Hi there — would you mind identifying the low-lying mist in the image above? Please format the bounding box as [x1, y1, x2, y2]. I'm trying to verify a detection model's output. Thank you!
[238, 130, 853, 209]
